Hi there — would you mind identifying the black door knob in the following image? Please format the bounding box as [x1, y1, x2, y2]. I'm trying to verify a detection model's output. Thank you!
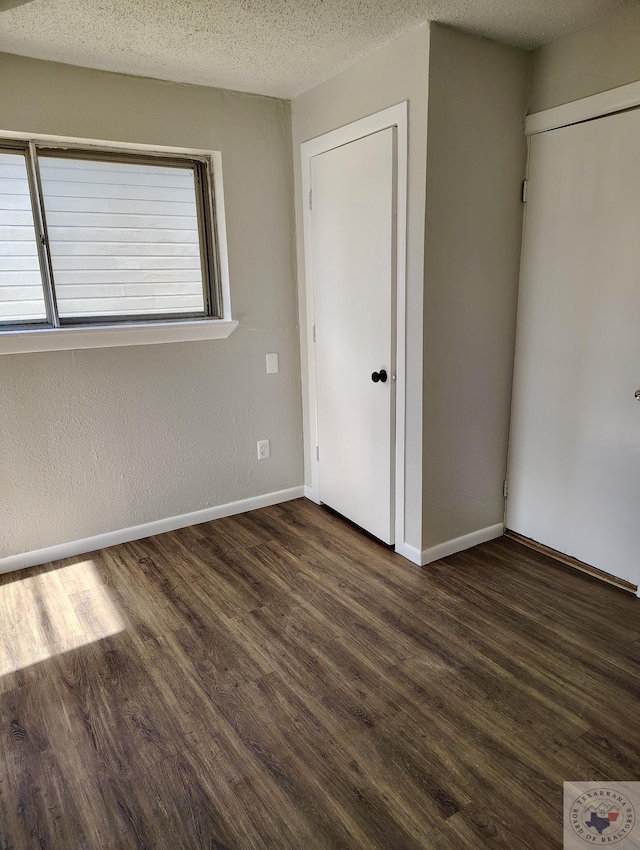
[371, 369, 388, 383]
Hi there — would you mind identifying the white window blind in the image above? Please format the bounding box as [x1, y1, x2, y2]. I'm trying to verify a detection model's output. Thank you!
[0, 140, 222, 334]
[0, 151, 47, 322]
[38, 157, 206, 319]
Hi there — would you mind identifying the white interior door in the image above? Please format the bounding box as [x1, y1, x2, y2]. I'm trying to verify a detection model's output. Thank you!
[507, 108, 640, 586]
[310, 128, 395, 544]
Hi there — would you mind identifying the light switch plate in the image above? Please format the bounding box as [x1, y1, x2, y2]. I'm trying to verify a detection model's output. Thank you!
[266, 353, 279, 374]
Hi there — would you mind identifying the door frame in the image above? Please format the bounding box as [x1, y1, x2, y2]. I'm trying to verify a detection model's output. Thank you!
[525, 78, 640, 136]
[509, 82, 640, 596]
[300, 102, 408, 551]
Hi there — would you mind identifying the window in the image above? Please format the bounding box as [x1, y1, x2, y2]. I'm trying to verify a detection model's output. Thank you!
[0, 140, 226, 336]
[0, 149, 47, 323]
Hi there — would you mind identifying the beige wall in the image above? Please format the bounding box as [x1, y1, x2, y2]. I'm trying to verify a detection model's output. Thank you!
[0, 53, 302, 559]
[530, 5, 640, 113]
[291, 24, 430, 551]
[422, 25, 529, 549]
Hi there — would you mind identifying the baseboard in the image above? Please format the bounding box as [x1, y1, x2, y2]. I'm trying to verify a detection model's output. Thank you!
[421, 523, 504, 566]
[0, 485, 305, 576]
[394, 541, 423, 566]
[303, 485, 321, 504]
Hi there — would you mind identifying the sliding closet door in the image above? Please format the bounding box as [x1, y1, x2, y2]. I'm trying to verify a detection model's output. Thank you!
[507, 108, 640, 586]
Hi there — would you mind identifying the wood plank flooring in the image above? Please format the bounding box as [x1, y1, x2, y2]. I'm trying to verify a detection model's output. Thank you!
[1, 497, 639, 848]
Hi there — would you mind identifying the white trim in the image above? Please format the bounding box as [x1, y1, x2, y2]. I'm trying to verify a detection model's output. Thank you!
[303, 485, 321, 504]
[209, 149, 233, 322]
[0, 318, 238, 355]
[299, 102, 408, 555]
[395, 541, 423, 566]
[421, 523, 504, 566]
[0, 486, 304, 575]
[525, 79, 640, 136]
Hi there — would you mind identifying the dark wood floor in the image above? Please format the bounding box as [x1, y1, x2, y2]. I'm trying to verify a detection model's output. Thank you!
[1, 498, 639, 849]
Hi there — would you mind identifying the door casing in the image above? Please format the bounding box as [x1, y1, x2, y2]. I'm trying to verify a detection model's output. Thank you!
[300, 102, 408, 555]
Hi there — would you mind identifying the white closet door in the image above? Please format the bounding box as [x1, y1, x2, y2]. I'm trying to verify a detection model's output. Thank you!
[507, 108, 640, 586]
[311, 128, 395, 544]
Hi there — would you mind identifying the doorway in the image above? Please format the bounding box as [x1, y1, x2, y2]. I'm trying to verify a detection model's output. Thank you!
[300, 103, 407, 549]
[507, 105, 640, 589]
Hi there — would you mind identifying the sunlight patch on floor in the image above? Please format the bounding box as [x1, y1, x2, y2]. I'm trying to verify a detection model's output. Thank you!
[0, 559, 125, 677]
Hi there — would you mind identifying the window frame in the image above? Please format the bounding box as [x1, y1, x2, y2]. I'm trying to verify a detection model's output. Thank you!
[0, 131, 236, 352]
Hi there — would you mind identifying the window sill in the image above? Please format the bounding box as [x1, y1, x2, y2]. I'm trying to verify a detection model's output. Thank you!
[0, 318, 239, 355]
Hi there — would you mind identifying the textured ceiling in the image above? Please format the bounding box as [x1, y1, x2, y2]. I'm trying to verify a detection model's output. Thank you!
[0, 0, 639, 98]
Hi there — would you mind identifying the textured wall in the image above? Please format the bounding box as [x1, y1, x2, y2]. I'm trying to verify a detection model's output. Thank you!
[530, 5, 640, 112]
[0, 53, 302, 558]
[422, 25, 529, 549]
[291, 23, 430, 552]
